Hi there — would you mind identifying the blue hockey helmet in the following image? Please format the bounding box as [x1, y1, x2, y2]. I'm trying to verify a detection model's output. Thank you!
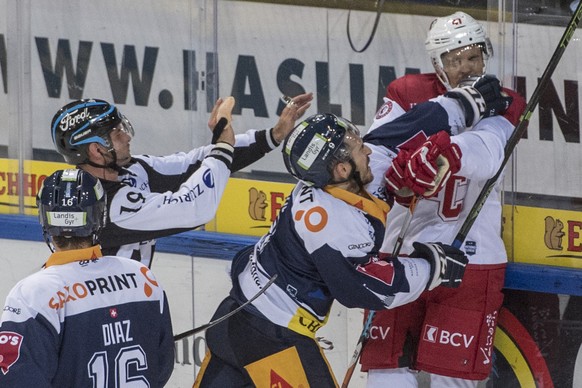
[282, 113, 359, 188]
[37, 169, 107, 238]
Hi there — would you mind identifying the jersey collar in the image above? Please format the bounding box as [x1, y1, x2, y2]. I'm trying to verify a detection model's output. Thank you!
[324, 186, 389, 226]
[44, 246, 104, 268]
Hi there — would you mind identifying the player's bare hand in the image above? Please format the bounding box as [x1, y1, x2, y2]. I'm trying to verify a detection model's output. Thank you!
[271, 92, 314, 144]
[208, 98, 224, 131]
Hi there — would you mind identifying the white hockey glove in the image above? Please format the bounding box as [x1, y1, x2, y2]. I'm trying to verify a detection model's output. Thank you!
[445, 74, 513, 127]
[404, 131, 462, 198]
[410, 242, 468, 291]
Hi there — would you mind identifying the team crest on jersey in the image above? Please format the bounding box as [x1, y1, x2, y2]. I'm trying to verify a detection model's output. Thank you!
[0, 331, 23, 375]
[375, 101, 393, 119]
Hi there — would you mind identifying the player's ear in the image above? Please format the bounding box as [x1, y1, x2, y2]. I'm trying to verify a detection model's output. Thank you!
[332, 161, 350, 181]
[86, 143, 105, 161]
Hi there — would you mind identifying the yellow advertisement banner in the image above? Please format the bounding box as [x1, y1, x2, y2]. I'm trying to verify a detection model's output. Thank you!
[0, 159, 71, 215]
[3, 158, 581, 270]
[503, 205, 582, 269]
[207, 178, 294, 236]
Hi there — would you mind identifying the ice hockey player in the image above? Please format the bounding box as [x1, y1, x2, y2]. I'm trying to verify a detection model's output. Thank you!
[193, 113, 469, 387]
[0, 168, 174, 387]
[359, 12, 526, 388]
[50, 94, 312, 267]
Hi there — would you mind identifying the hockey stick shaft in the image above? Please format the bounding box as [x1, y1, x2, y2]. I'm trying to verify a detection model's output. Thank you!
[341, 196, 419, 388]
[452, 3, 582, 249]
[173, 274, 278, 341]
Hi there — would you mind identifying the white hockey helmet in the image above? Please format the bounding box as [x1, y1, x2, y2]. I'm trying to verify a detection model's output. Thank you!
[425, 12, 493, 90]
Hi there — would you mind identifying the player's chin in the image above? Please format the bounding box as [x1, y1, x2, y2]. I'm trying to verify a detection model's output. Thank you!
[117, 156, 132, 167]
[363, 170, 374, 186]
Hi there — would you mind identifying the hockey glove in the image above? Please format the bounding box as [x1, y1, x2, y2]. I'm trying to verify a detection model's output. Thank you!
[405, 131, 462, 198]
[384, 150, 414, 204]
[410, 242, 468, 291]
[445, 74, 512, 127]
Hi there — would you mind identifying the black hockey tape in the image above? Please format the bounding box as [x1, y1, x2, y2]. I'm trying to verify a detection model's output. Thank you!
[211, 117, 228, 144]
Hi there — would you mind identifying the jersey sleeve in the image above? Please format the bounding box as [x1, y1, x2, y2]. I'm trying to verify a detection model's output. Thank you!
[501, 87, 527, 126]
[231, 128, 280, 171]
[128, 127, 277, 192]
[158, 293, 175, 387]
[0, 276, 61, 385]
[452, 115, 513, 180]
[364, 100, 456, 151]
[310, 245, 431, 310]
[101, 143, 234, 248]
[292, 190, 430, 311]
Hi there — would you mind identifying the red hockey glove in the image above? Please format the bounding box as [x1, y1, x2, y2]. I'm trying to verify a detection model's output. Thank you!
[405, 131, 462, 198]
[384, 150, 414, 206]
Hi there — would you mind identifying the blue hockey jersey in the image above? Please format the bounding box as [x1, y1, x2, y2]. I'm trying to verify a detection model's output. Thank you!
[0, 246, 174, 387]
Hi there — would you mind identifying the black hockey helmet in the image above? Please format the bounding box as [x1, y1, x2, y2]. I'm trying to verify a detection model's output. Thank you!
[282, 113, 359, 188]
[50, 99, 134, 165]
[37, 169, 107, 239]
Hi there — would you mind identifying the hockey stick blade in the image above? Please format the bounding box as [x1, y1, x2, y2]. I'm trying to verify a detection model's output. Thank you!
[341, 196, 419, 388]
[173, 274, 278, 341]
[453, 3, 582, 249]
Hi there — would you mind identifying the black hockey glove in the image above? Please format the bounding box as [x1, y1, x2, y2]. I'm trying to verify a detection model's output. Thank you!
[445, 74, 513, 127]
[410, 242, 468, 291]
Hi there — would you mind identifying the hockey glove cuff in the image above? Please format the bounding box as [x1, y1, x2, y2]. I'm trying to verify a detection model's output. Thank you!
[410, 242, 469, 291]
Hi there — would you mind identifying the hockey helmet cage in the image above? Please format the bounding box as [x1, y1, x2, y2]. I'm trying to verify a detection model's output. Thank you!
[37, 169, 107, 238]
[51, 99, 134, 165]
[425, 12, 493, 90]
[282, 113, 359, 188]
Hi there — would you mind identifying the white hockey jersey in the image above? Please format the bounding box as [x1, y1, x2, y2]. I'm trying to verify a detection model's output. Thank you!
[101, 128, 279, 267]
[365, 97, 513, 264]
[230, 183, 434, 338]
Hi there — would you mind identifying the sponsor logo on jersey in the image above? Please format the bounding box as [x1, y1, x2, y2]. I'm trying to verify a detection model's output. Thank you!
[423, 324, 475, 348]
[465, 240, 477, 255]
[369, 325, 391, 340]
[48, 273, 140, 309]
[202, 169, 214, 188]
[0, 331, 23, 375]
[348, 242, 372, 250]
[2, 306, 21, 315]
[479, 310, 498, 365]
[163, 184, 204, 204]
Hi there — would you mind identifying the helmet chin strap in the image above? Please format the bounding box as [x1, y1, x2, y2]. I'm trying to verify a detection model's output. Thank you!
[42, 229, 55, 253]
[84, 148, 124, 173]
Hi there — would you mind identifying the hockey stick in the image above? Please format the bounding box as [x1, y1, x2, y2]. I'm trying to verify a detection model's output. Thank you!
[452, 2, 582, 249]
[341, 196, 419, 388]
[173, 273, 278, 341]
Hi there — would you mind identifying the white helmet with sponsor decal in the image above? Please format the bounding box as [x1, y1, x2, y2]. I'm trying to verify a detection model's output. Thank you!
[425, 11, 493, 90]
